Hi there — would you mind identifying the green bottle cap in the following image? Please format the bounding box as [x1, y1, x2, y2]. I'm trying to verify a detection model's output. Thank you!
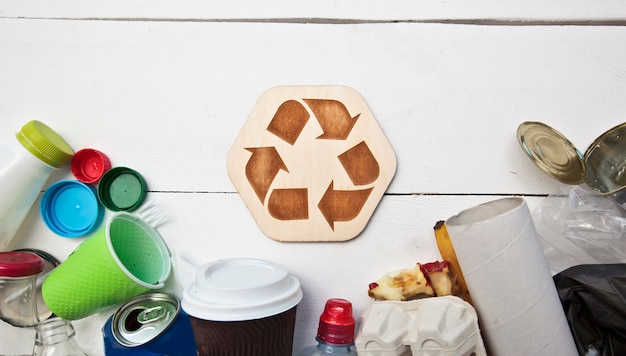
[98, 167, 148, 212]
[16, 120, 74, 169]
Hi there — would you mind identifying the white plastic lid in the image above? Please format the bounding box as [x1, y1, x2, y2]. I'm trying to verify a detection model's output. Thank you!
[182, 258, 302, 321]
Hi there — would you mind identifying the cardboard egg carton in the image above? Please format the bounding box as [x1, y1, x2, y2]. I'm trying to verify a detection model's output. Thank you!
[355, 296, 486, 356]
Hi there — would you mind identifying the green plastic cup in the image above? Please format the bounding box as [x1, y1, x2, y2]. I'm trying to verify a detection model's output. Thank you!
[42, 213, 171, 320]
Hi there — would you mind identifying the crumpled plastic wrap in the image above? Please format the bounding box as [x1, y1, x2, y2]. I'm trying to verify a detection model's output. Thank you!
[533, 185, 626, 275]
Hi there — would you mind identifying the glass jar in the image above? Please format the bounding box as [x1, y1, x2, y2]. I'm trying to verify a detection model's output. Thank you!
[0, 251, 44, 327]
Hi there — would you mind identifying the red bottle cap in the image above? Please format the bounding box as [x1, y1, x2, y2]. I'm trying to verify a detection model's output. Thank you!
[316, 298, 355, 345]
[0, 251, 45, 277]
[71, 148, 111, 184]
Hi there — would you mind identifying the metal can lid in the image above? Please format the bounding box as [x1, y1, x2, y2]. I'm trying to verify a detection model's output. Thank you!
[111, 293, 180, 347]
[517, 121, 585, 185]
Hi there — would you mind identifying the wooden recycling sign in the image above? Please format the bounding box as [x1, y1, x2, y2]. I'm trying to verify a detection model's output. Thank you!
[227, 86, 396, 242]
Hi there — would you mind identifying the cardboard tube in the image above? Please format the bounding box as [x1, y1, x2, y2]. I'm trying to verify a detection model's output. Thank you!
[445, 197, 577, 356]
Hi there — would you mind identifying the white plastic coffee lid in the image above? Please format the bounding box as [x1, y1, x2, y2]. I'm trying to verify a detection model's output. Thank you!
[182, 257, 302, 321]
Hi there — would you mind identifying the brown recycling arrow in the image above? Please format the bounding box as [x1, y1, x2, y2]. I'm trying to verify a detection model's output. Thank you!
[267, 100, 310, 145]
[245, 147, 288, 204]
[268, 188, 309, 220]
[304, 99, 360, 140]
[338, 141, 380, 186]
[318, 181, 373, 230]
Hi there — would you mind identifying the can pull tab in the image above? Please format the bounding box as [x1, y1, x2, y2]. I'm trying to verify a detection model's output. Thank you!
[138, 306, 168, 325]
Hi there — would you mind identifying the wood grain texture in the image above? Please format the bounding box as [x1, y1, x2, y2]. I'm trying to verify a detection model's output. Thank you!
[2, 1, 626, 21]
[226, 86, 396, 242]
[1, 11, 625, 355]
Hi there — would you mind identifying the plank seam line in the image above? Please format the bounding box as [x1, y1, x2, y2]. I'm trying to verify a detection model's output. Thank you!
[145, 191, 553, 197]
[3, 16, 626, 26]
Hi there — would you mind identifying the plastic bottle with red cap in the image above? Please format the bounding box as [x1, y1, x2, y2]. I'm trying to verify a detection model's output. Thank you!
[296, 298, 358, 355]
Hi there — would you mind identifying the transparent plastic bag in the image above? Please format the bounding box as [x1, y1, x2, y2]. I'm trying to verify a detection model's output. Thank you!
[533, 185, 626, 275]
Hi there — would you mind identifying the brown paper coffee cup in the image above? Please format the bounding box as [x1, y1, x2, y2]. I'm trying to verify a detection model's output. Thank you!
[181, 258, 302, 356]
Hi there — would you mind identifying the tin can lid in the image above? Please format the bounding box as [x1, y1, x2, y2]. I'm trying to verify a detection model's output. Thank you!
[0, 251, 45, 277]
[182, 257, 303, 321]
[98, 167, 147, 211]
[517, 121, 585, 185]
[71, 148, 112, 184]
[40, 180, 104, 237]
[111, 293, 180, 347]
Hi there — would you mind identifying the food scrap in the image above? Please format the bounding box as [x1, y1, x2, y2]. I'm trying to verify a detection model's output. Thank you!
[433, 220, 472, 304]
[367, 261, 459, 301]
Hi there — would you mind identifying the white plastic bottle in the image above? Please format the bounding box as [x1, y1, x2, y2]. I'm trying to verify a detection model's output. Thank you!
[0, 120, 74, 251]
[297, 298, 358, 356]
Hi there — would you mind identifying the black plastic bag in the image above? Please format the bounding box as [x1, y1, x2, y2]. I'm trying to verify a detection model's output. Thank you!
[553, 264, 626, 356]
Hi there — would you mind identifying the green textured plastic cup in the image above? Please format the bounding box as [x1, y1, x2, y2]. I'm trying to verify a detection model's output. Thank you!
[42, 213, 171, 320]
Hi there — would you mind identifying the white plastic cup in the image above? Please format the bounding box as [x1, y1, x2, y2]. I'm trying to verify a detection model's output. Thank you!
[0, 121, 74, 251]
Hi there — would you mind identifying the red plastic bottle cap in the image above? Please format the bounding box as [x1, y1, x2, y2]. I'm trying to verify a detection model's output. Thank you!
[0, 251, 45, 277]
[71, 148, 112, 184]
[316, 298, 356, 345]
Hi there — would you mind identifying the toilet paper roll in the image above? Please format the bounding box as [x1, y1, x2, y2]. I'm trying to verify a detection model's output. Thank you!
[445, 197, 577, 356]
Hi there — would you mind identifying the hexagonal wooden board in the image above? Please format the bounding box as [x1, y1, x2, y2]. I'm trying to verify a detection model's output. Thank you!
[227, 86, 396, 242]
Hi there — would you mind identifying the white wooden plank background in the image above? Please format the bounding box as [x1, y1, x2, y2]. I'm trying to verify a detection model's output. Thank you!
[1, 3, 626, 355]
[2, 1, 626, 22]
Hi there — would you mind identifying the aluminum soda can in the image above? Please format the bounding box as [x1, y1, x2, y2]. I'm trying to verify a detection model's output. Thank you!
[102, 293, 196, 355]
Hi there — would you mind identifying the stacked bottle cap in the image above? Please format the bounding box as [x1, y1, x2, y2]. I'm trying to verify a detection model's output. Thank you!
[31, 125, 151, 240]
